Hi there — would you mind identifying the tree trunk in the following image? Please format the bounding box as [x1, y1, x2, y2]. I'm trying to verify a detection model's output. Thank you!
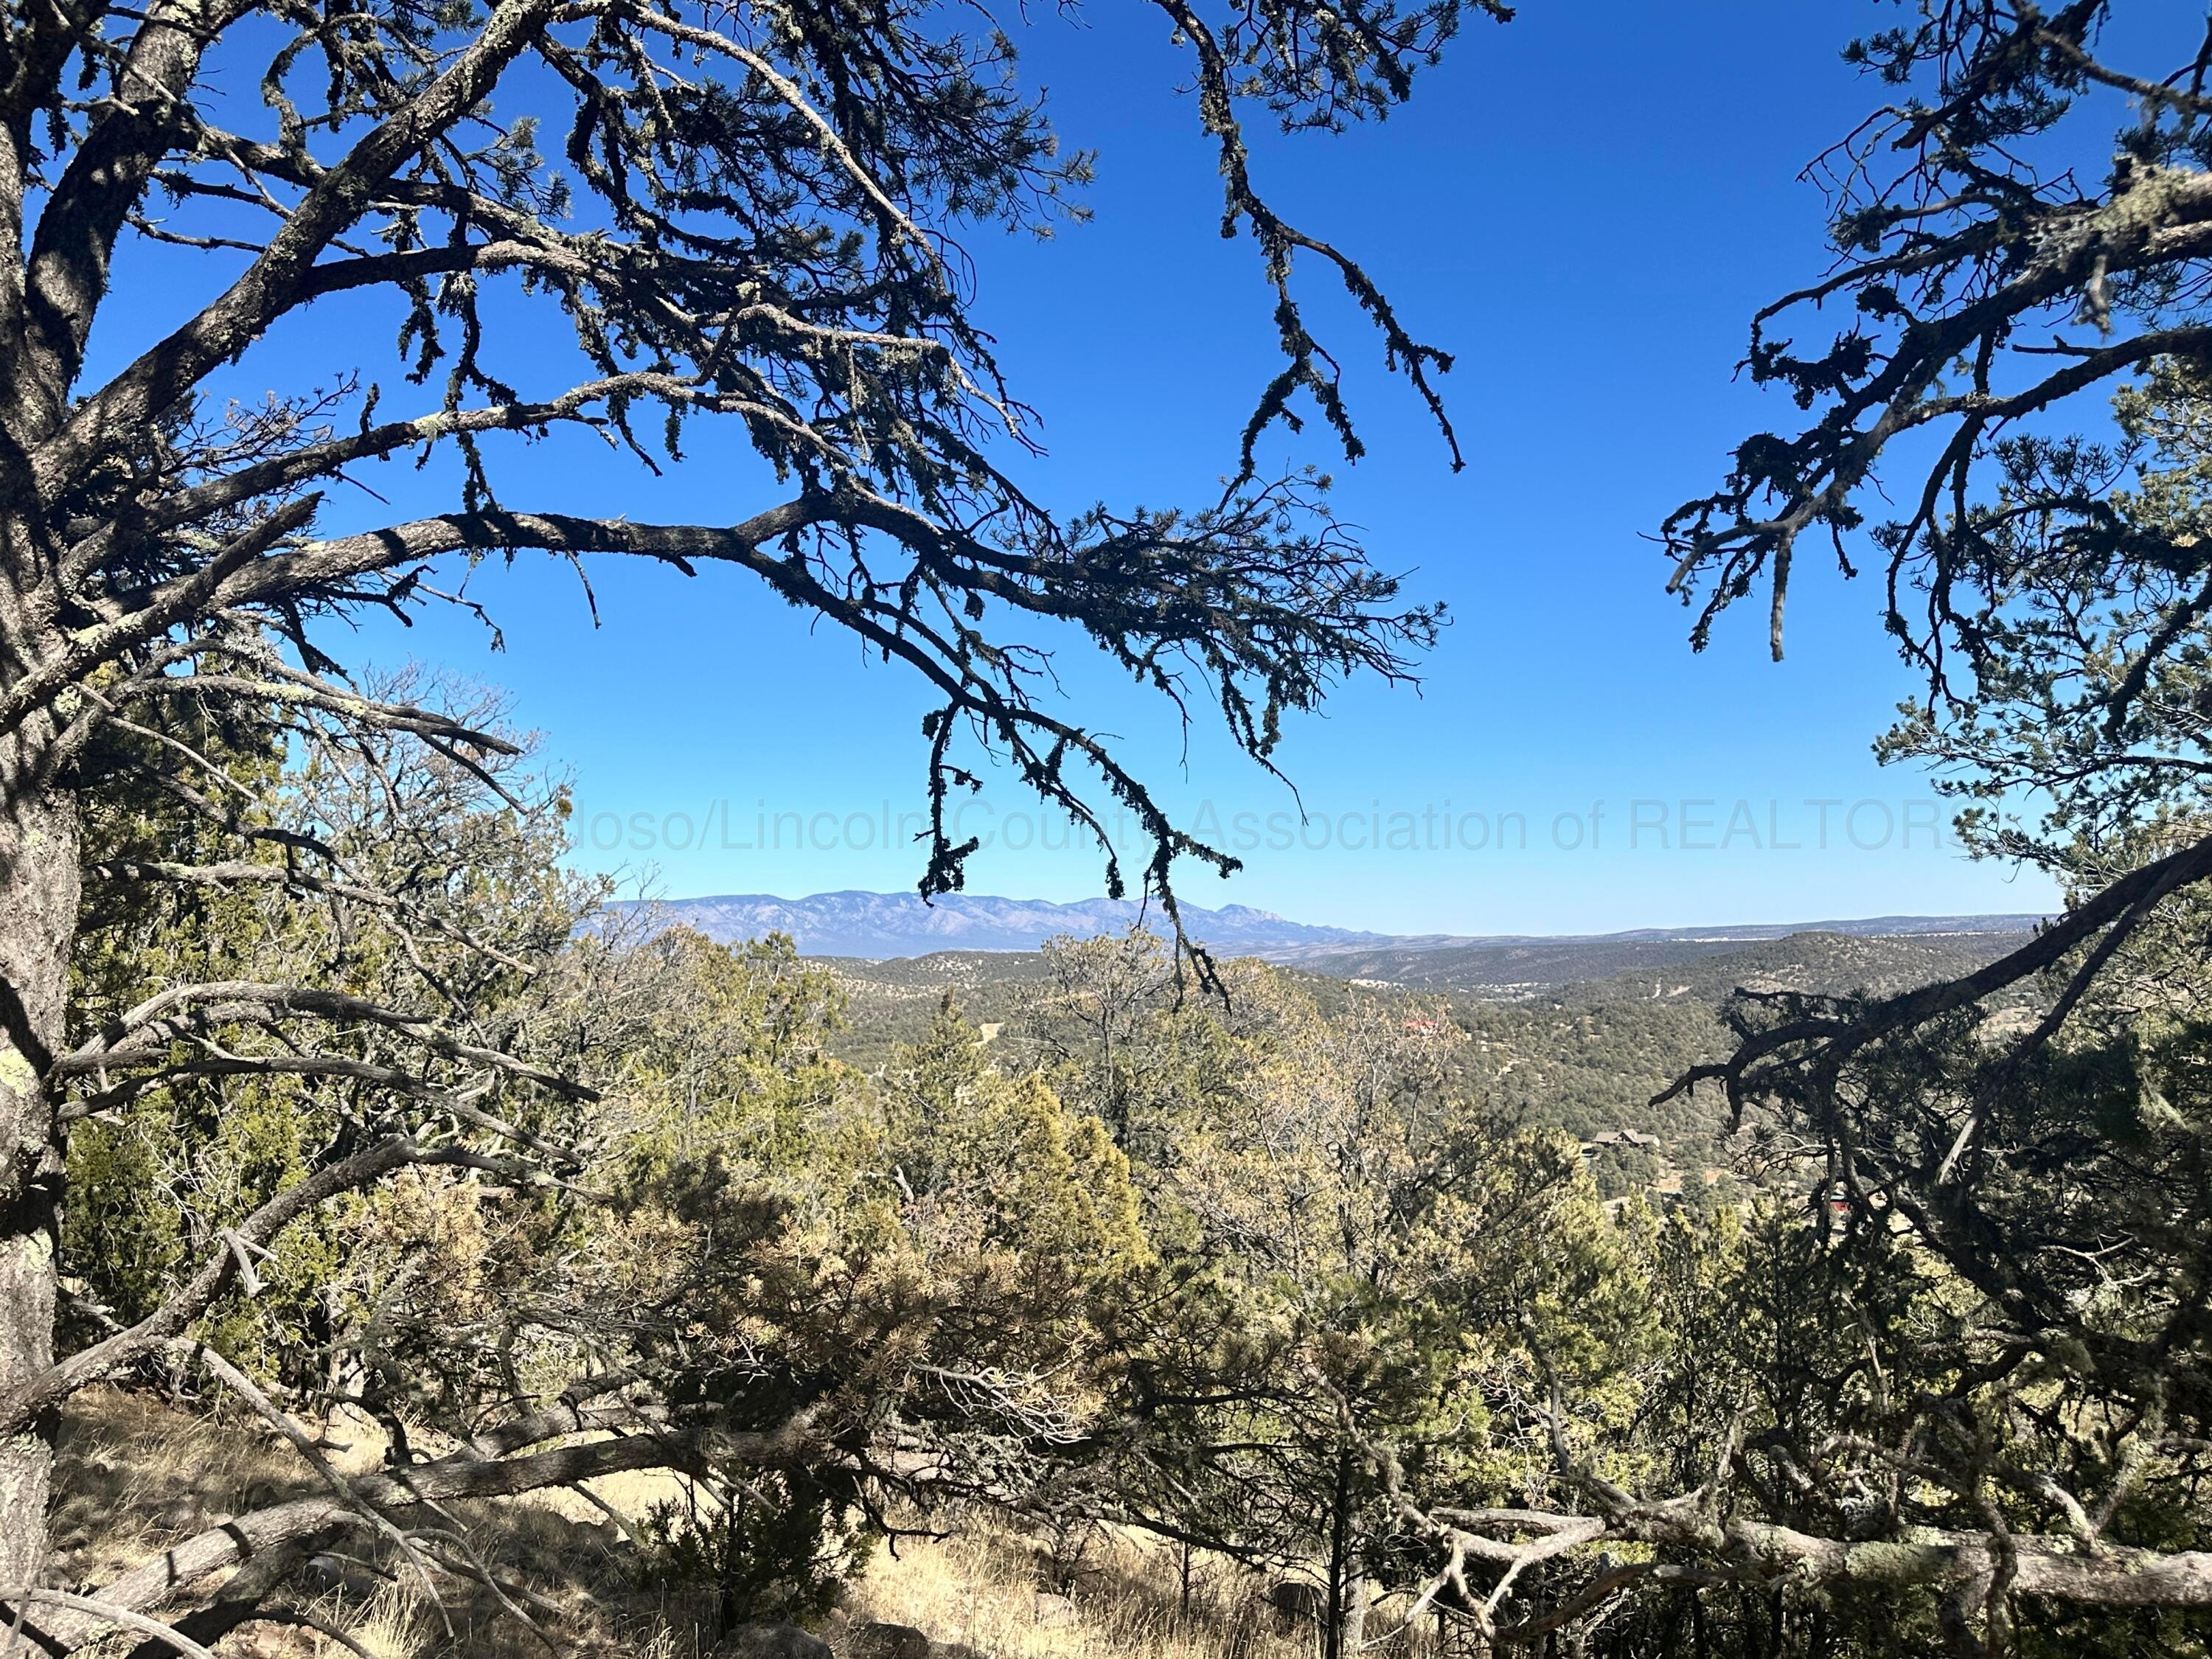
[0, 714, 78, 1596]
[1335, 1568, 1366, 1659]
[1323, 1441, 1364, 1659]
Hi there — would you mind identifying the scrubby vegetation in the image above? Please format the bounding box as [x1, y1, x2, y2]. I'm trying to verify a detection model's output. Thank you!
[10, 0, 2212, 1654]
[30, 695, 2212, 1657]
[815, 928, 2029, 1192]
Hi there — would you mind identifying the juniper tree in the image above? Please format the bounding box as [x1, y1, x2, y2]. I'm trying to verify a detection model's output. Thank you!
[14, 678, 1180, 1659]
[1085, 973, 1642, 1659]
[0, 0, 1482, 1626]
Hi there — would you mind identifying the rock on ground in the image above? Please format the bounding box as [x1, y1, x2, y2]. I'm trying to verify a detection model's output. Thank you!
[1267, 1580, 1324, 1623]
[847, 1623, 931, 1659]
[717, 1624, 833, 1659]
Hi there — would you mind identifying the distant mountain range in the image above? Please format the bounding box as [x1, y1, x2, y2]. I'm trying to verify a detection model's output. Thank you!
[613, 889, 1388, 958]
[615, 889, 2048, 963]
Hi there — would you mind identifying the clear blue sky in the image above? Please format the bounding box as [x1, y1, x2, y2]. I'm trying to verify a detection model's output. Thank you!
[254, 0, 2081, 933]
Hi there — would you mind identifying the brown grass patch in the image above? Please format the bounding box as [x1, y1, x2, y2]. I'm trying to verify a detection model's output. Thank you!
[841, 1518, 1440, 1659]
[51, 1391, 1439, 1659]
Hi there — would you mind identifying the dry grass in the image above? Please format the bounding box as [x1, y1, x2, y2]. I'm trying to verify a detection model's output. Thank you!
[52, 1389, 706, 1659]
[343, 1584, 436, 1659]
[51, 1387, 309, 1594]
[841, 1519, 1440, 1659]
[51, 1390, 1438, 1659]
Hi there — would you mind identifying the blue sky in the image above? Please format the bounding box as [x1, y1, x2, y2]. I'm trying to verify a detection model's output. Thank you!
[181, 0, 2096, 933]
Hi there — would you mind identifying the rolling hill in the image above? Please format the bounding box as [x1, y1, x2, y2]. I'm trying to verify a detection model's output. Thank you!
[813, 923, 2040, 1164]
[624, 895, 2046, 1183]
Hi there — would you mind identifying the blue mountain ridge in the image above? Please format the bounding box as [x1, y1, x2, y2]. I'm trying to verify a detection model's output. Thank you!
[608, 890, 2049, 962]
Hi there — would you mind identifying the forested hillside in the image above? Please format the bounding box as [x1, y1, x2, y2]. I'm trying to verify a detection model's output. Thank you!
[1560, 929, 2025, 1004]
[819, 928, 2030, 1189]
